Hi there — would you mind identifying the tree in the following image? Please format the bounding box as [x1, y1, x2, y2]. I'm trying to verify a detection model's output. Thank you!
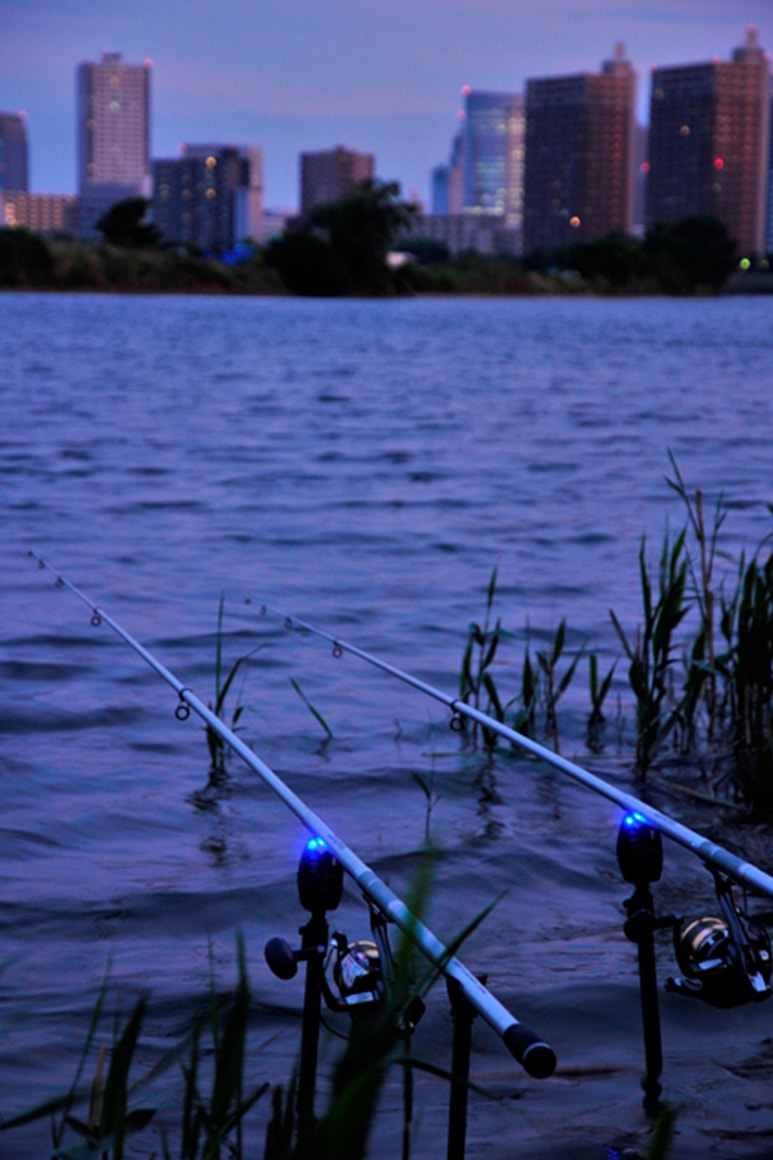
[563, 232, 649, 291]
[264, 228, 353, 297]
[96, 198, 161, 249]
[644, 216, 738, 295]
[309, 179, 419, 295]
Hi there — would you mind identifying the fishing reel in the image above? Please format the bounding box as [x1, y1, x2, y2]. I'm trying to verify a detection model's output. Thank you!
[265, 931, 388, 1013]
[265, 835, 391, 1014]
[666, 874, 772, 1009]
[617, 814, 771, 1011]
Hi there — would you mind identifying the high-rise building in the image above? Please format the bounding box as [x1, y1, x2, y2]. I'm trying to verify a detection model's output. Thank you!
[523, 44, 636, 252]
[0, 112, 28, 192]
[647, 28, 771, 257]
[76, 51, 151, 237]
[152, 144, 264, 249]
[461, 90, 525, 232]
[431, 128, 464, 215]
[299, 146, 374, 215]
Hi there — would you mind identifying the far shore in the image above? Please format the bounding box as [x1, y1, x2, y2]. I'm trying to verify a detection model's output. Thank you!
[1, 235, 770, 298]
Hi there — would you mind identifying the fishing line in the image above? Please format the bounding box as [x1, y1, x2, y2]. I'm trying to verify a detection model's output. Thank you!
[28, 552, 555, 1079]
[254, 600, 773, 903]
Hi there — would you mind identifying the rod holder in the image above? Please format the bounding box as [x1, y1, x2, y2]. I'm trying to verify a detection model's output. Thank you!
[618, 814, 677, 1113]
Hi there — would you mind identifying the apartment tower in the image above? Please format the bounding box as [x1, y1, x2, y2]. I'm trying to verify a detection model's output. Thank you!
[153, 144, 264, 249]
[76, 52, 151, 236]
[300, 146, 374, 215]
[0, 112, 29, 192]
[647, 28, 771, 257]
[523, 44, 636, 252]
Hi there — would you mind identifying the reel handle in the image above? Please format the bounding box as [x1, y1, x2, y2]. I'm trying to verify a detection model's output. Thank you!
[503, 1023, 557, 1078]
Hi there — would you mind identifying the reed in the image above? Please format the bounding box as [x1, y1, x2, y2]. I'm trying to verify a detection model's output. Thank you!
[512, 638, 539, 739]
[289, 677, 334, 740]
[665, 452, 727, 758]
[586, 652, 616, 752]
[536, 619, 583, 753]
[716, 540, 773, 808]
[610, 529, 690, 776]
[458, 566, 507, 753]
[412, 769, 441, 843]
[206, 596, 261, 780]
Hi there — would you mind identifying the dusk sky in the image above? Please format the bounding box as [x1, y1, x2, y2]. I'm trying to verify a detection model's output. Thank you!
[2, 1, 771, 210]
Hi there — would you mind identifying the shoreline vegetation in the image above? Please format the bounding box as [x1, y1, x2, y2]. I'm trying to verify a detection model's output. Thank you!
[2, 180, 771, 298]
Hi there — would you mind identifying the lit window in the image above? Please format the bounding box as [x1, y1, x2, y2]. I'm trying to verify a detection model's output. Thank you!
[205, 156, 217, 169]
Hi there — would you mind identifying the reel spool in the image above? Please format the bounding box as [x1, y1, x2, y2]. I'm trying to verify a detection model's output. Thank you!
[669, 910, 772, 1008]
[331, 938, 384, 1008]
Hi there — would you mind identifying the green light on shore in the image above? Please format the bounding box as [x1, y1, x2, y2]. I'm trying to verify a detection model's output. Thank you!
[739, 258, 751, 270]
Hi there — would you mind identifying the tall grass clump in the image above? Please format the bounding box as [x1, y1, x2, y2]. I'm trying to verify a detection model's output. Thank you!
[0, 938, 269, 1160]
[458, 566, 508, 753]
[716, 536, 773, 807]
[457, 575, 583, 756]
[665, 451, 727, 757]
[610, 529, 690, 777]
[454, 456, 773, 811]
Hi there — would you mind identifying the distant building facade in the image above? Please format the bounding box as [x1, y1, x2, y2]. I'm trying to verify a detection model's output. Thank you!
[431, 129, 464, 215]
[76, 51, 151, 237]
[462, 90, 525, 232]
[647, 28, 771, 256]
[2, 192, 78, 236]
[300, 146, 374, 215]
[632, 122, 649, 234]
[523, 44, 636, 252]
[407, 213, 519, 257]
[0, 112, 29, 192]
[153, 144, 264, 249]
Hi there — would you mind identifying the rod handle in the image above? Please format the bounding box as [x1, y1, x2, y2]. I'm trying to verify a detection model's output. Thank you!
[503, 1023, 556, 1078]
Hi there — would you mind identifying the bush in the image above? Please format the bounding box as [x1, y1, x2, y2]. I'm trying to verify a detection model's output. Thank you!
[0, 228, 54, 287]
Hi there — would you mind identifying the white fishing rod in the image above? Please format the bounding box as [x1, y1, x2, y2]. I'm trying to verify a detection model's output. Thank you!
[28, 553, 555, 1080]
[254, 602, 773, 903]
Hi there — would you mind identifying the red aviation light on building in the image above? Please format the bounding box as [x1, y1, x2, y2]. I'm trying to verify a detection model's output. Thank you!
[713, 157, 725, 170]
[461, 85, 471, 96]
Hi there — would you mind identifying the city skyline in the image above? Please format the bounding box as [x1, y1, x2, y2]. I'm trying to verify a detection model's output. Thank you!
[2, 1, 772, 210]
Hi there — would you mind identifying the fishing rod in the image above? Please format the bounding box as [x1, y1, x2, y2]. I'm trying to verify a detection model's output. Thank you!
[254, 602, 773, 903]
[28, 552, 555, 1080]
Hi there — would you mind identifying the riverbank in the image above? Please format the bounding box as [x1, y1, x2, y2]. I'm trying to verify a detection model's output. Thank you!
[4, 230, 770, 297]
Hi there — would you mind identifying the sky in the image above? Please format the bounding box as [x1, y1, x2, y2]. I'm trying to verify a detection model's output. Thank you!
[2, 1, 771, 211]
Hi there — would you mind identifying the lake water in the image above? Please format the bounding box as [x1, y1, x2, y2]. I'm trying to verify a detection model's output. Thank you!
[2, 291, 773, 1159]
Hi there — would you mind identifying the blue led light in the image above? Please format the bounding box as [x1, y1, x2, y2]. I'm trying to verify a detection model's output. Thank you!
[306, 836, 327, 853]
[623, 811, 648, 828]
